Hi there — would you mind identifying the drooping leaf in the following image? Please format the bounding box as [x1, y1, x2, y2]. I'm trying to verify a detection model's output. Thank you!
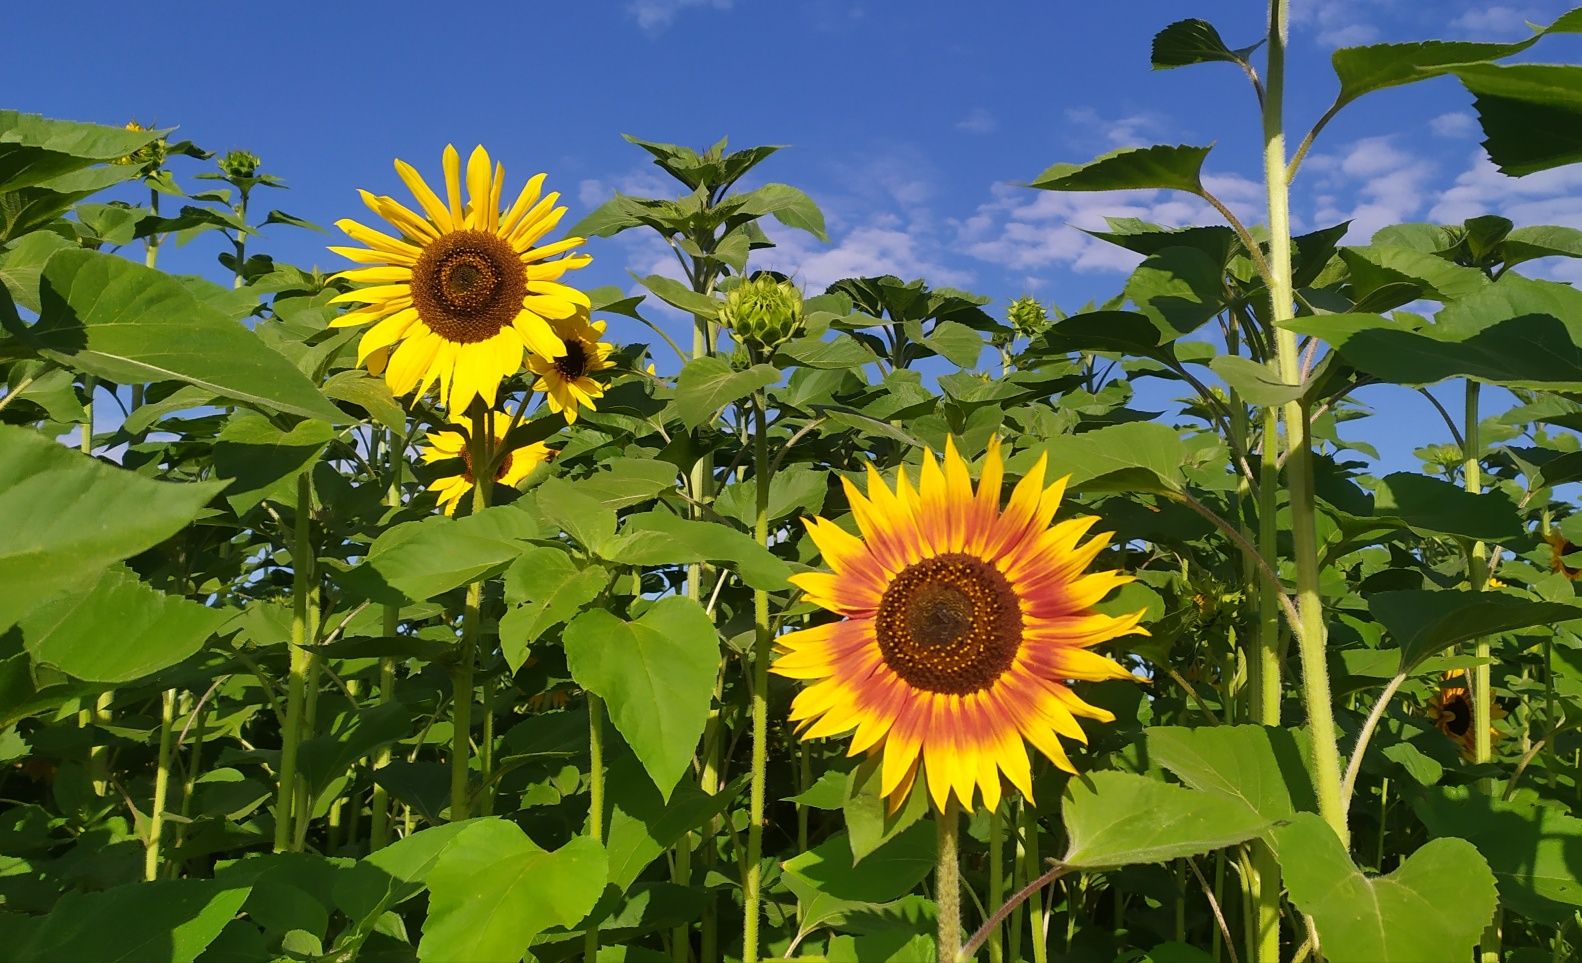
[1369, 589, 1582, 669]
[1061, 771, 1276, 869]
[674, 356, 779, 429]
[603, 742, 742, 891]
[20, 566, 227, 683]
[602, 511, 793, 591]
[1210, 356, 1303, 406]
[1454, 62, 1582, 176]
[638, 274, 719, 319]
[19, 248, 341, 422]
[563, 596, 721, 799]
[417, 819, 606, 963]
[1415, 786, 1582, 922]
[1276, 812, 1497, 963]
[0, 425, 224, 628]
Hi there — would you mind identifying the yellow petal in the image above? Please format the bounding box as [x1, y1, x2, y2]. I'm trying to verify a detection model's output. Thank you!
[442, 144, 463, 227]
[393, 158, 453, 232]
[465, 146, 492, 230]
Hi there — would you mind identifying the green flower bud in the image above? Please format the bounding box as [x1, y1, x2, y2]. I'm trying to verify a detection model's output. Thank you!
[1006, 296, 1049, 338]
[220, 149, 261, 180]
[719, 273, 804, 350]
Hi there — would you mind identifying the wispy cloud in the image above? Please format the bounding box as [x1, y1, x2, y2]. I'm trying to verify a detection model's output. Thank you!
[1290, 0, 1388, 47]
[956, 108, 998, 135]
[1450, 4, 1542, 38]
[1307, 135, 1437, 242]
[1429, 112, 1479, 138]
[627, 0, 734, 35]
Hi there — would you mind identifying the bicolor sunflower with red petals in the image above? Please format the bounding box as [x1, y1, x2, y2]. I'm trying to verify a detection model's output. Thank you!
[772, 437, 1146, 813]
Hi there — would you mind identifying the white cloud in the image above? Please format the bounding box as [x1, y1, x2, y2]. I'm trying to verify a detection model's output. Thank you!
[1450, 5, 1542, 38]
[1429, 150, 1582, 229]
[1290, 0, 1387, 46]
[1309, 135, 1436, 241]
[759, 220, 974, 292]
[627, 0, 733, 34]
[1430, 112, 1479, 138]
[1064, 107, 1172, 149]
[956, 108, 998, 135]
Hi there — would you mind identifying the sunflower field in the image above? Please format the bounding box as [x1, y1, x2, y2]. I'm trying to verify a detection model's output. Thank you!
[15, 3, 1582, 962]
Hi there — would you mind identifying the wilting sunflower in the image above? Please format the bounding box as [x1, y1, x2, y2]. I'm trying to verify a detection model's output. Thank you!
[421, 417, 551, 516]
[1547, 530, 1581, 581]
[527, 311, 614, 424]
[772, 437, 1146, 813]
[1429, 669, 1506, 759]
[328, 145, 592, 414]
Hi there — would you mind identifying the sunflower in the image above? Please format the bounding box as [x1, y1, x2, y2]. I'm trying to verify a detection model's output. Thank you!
[1547, 530, 1581, 581]
[1429, 669, 1506, 760]
[772, 437, 1146, 813]
[328, 145, 592, 414]
[421, 416, 551, 516]
[527, 310, 615, 424]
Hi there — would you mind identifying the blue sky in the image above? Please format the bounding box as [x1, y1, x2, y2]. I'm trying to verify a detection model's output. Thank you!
[10, 0, 1582, 470]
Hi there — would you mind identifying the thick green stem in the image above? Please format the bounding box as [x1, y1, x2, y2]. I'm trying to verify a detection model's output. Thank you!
[743, 391, 773, 963]
[145, 186, 161, 269]
[273, 473, 314, 852]
[1023, 801, 1048, 963]
[585, 693, 607, 963]
[1466, 381, 1501, 963]
[989, 805, 1005, 963]
[370, 430, 403, 850]
[937, 799, 963, 963]
[1265, 0, 1348, 847]
[144, 688, 176, 879]
[450, 407, 492, 820]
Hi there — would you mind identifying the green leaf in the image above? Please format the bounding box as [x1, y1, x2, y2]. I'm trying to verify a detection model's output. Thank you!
[570, 457, 679, 510]
[1284, 278, 1582, 390]
[1276, 812, 1497, 963]
[1034, 310, 1171, 357]
[500, 548, 609, 672]
[1454, 63, 1582, 176]
[563, 597, 720, 799]
[1061, 771, 1276, 869]
[1125, 246, 1228, 339]
[17, 877, 251, 963]
[321, 370, 405, 434]
[733, 183, 829, 242]
[332, 821, 477, 951]
[1151, 19, 1259, 71]
[297, 701, 412, 799]
[1369, 589, 1582, 669]
[782, 823, 936, 932]
[1503, 224, 1582, 269]
[0, 229, 72, 312]
[212, 414, 333, 514]
[20, 566, 227, 683]
[1209, 356, 1303, 406]
[1361, 471, 1524, 542]
[1416, 786, 1582, 922]
[534, 476, 617, 552]
[417, 819, 606, 963]
[0, 425, 225, 628]
[1031, 145, 1210, 195]
[365, 506, 536, 602]
[920, 319, 984, 367]
[674, 356, 779, 430]
[604, 743, 741, 890]
[0, 111, 160, 193]
[19, 248, 341, 422]
[639, 274, 719, 319]
[1018, 422, 1188, 494]
[604, 511, 793, 591]
[1332, 38, 1547, 108]
[1340, 245, 1490, 303]
[1145, 724, 1312, 823]
[715, 465, 828, 526]
[774, 334, 878, 370]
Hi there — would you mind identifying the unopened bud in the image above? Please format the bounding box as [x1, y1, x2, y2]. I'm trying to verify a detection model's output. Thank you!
[719, 273, 804, 350]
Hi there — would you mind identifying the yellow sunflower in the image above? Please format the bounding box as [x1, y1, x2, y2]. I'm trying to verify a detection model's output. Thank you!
[527, 311, 615, 424]
[328, 145, 592, 414]
[1429, 669, 1506, 760]
[1547, 530, 1581, 581]
[772, 437, 1146, 813]
[421, 417, 552, 516]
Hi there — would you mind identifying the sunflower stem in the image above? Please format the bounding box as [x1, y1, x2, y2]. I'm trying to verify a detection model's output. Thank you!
[1466, 381, 1501, 963]
[1264, 0, 1348, 847]
[585, 691, 606, 963]
[371, 430, 403, 850]
[273, 472, 314, 853]
[144, 687, 176, 880]
[743, 388, 774, 963]
[1023, 800, 1049, 963]
[450, 406, 492, 820]
[989, 804, 1005, 963]
[937, 798, 963, 963]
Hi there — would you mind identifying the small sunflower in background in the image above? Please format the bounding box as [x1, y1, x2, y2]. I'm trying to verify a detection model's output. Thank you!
[1429, 669, 1506, 759]
[328, 144, 591, 413]
[773, 437, 1146, 814]
[421, 416, 551, 516]
[528, 311, 615, 424]
[1547, 530, 1582, 581]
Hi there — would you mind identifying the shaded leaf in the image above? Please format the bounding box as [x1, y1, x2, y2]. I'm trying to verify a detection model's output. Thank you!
[1031, 145, 1210, 195]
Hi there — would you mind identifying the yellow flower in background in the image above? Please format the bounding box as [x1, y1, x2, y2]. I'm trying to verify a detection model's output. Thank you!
[328, 145, 592, 414]
[421, 416, 551, 516]
[772, 437, 1146, 814]
[527, 311, 615, 424]
[1547, 530, 1581, 581]
[1429, 669, 1505, 760]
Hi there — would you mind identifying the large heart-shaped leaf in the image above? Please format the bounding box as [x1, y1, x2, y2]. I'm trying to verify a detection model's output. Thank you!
[1145, 725, 1314, 823]
[563, 596, 721, 799]
[1061, 771, 1276, 869]
[1276, 812, 1497, 963]
[1415, 786, 1582, 923]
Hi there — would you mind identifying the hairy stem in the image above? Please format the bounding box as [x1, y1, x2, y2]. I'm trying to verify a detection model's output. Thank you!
[450, 406, 492, 820]
[144, 688, 176, 880]
[937, 798, 963, 963]
[585, 692, 606, 963]
[742, 390, 773, 963]
[273, 473, 314, 852]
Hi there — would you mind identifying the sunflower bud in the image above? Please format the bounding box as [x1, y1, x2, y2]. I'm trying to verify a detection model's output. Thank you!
[1006, 296, 1049, 338]
[114, 120, 167, 172]
[220, 149, 261, 180]
[719, 273, 803, 350]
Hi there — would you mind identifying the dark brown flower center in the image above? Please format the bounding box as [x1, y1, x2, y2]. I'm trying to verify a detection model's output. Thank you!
[1445, 693, 1472, 737]
[554, 340, 589, 380]
[460, 446, 512, 485]
[875, 553, 1022, 694]
[410, 230, 525, 344]
[1555, 538, 1581, 579]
